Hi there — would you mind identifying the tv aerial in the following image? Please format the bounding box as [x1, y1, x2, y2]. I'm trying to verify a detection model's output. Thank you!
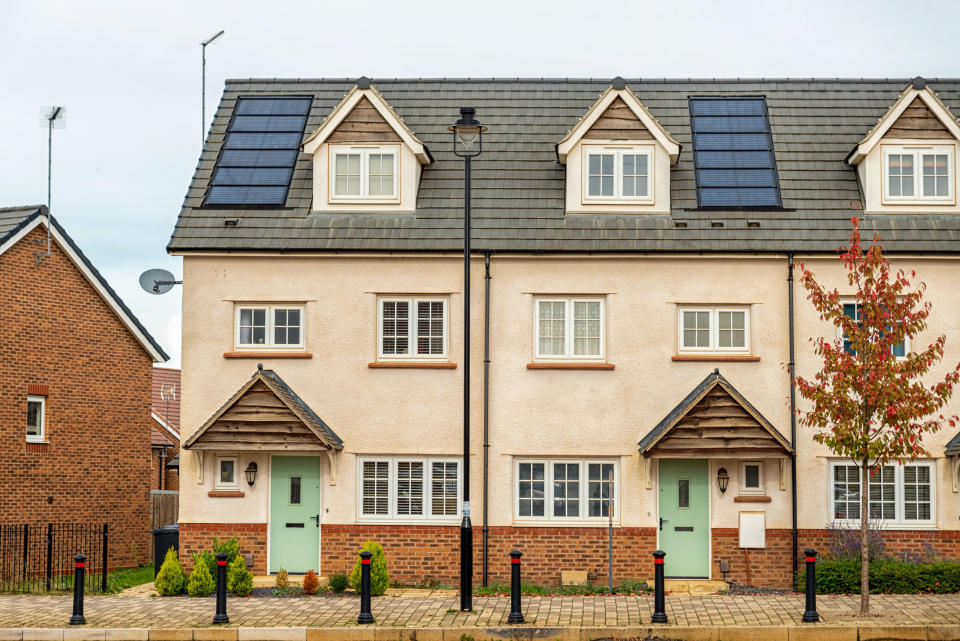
[139, 268, 182, 295]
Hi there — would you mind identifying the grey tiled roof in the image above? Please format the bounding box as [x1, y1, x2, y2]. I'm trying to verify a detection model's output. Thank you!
[946, 431, 960, 457]
[0, 204, 44, 242]
[168, 78, 960, 254]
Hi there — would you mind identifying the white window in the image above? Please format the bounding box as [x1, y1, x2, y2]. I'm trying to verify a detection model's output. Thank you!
[515, 459, 617, 522]
[829, 460, 935, 526]
[739, 461, 764, 495]
[582, 145, 653, 202]
[215, 456, 239, 490]
[331, 145, 399, 201]
[235, 305, 304, 350]
[839, 301, 909, 359]
[378, 298, 448, 360]
[26, 395, 45, 443]
[534, 298, 605, 360]
[883, 145, 954, 203]
[358, 457, 460, 521]
[678, 307, 750, 353]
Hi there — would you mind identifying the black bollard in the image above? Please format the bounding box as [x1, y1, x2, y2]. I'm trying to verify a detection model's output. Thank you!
[507, 550, 524, 624]
[70, 554, 86, 625]
[651, 550, 668, 624]
[213, 552, 229, 624]
[357, 550, 374, 624]
[802, 549, 819, 623]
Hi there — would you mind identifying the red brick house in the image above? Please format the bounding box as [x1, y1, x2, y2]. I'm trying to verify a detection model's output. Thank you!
[0, 205, 168, 569]
[151, 367, 180, 492]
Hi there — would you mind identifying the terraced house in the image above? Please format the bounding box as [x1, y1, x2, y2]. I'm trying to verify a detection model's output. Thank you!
[169, 76, 960, 589]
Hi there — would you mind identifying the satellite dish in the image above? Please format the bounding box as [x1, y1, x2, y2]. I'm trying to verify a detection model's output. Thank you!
[139, 268, 180, 295]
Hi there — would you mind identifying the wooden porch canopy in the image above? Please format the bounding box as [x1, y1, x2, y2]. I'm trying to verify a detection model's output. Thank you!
[638, 369, 792, 459]
[183, 366, 343, 452]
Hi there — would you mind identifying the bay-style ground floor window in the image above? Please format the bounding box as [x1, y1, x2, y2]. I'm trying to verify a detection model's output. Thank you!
[358, 456, 461, 521]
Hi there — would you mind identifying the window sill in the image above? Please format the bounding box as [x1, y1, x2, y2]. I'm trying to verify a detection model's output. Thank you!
[672, 354, 760, 362]
[224, 351, 312, 359]
[526, 362, 615, 370]
[208, 490, 245, 498]
[356, 519, 461, 526]
[368, 362, 457, 369]
[733, 495, 771, 503]
[512, 520, 622, 528]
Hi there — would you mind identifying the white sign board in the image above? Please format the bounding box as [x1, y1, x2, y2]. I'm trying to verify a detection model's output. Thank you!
[739, 511, 766, 548]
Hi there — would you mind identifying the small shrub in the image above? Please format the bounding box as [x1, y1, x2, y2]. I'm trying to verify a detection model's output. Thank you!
[187, 558, 216, 597]
[329, 573, 349, 593]
[213, 536, 240, 564]
[275, 567, 289, 589]
[155, 548, 186, 596]
[227, 555, 253, 597]
[796, 558, 960, 594]
[349, 541, 389, 596]
[826, 520, 887, 561]
[193, 550, 217, 578]
[302, 569, 319, 595]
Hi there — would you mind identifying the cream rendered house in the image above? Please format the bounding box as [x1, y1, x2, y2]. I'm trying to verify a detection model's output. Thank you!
[169, 76, 960, 588]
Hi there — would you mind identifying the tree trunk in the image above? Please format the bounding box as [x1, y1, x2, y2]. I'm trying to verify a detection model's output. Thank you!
[860, 457, 870, 615]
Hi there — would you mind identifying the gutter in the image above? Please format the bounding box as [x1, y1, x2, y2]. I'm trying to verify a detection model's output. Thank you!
[788, 252, 799, 585]
[482, 252, 492, 586]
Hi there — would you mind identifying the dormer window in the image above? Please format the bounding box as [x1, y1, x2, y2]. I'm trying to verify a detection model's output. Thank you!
[583, 145, 653, 202]
[331, 145, 399, 201]
[883, 145, 953, 203]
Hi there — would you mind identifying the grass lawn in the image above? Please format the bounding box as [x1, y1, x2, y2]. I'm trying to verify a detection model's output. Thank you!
[103, 565, 154, 594]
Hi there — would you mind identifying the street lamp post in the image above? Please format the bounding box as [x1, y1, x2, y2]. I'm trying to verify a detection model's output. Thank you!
[449, 107, 486, 612]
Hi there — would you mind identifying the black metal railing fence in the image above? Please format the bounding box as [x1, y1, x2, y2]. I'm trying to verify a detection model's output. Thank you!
[0, 523, 108, 593]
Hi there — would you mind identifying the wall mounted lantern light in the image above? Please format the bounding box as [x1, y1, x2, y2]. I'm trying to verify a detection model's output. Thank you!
[717, 467, 729, 494]
[245, 462, 258, 487]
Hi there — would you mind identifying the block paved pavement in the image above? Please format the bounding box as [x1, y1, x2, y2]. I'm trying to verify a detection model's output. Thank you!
[0, 592, 959, 629]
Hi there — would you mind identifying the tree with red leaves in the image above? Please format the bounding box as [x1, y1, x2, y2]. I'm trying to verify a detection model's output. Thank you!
[794, 218, 960, 615]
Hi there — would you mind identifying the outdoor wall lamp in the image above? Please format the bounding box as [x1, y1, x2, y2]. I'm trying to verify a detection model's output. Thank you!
[245, 462, 258, 487]
[717, 467, 729, 494]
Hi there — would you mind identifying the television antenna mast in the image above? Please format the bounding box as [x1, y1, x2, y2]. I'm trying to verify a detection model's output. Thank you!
[36, 106, 65, 264]
[201, 30, 225, 145]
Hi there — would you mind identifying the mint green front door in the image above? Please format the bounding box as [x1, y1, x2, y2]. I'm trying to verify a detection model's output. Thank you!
[270, 456, 321, 573]
[658, 459, 710, 578]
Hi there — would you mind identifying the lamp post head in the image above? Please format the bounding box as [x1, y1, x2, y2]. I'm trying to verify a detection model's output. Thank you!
[449, 107, 486, 157]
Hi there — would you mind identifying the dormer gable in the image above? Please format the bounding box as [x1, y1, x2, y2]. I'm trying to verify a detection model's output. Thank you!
[302, 79, 431, 213]
[558, 79, 679, 214]
[848, 79, 960, 213]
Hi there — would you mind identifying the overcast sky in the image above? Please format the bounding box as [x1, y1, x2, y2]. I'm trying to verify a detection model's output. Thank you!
[3, 0, 960, 368]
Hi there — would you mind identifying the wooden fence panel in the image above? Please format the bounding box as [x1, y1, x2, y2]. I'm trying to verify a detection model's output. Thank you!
[149, 491, 179, 563]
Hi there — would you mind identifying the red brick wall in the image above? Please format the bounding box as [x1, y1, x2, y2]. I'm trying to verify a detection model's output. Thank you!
[0, 226, 155, 569]
[150, 431, 179, 492]
[179, 523, 268, 575]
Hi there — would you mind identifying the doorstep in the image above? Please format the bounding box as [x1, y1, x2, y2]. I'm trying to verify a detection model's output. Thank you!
[664, 579, 729, 595]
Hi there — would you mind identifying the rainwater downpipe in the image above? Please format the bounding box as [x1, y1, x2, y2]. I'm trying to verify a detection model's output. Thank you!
[482, 252, 492, 586]
[788, 252, 799, 585]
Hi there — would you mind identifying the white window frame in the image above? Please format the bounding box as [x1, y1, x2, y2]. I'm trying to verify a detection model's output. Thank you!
[677, 306, 751, 354]
[357, 456, 461, 523]
[234, 304, 305, 350]
[881, 144, 955, 204]
[215, 456, 239, 490]
[837, 300, 909, 361]
[513, 458, 619, 524]
[739, 461, 765, 496]
[377, 297, 448, 361]
[26, 395, 45, 443]
[581, 144, 654, 203]
[828, 460, 936, 528]
[533, 297, 606, 361]
[329, 144, 401, 203]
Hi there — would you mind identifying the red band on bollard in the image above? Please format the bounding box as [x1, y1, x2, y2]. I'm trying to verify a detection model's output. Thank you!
[75, 562, 85, 568]
[511, 558, 520, 564]
[805, 557, 816, 562]
[217, 560, 227, 566]
[362, 559, 371, 565]
[654, 558, 664, 564]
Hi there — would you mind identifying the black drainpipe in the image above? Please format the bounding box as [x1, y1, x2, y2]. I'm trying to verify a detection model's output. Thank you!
[482, 252, 491, 586]
[788, 252, 799, 585]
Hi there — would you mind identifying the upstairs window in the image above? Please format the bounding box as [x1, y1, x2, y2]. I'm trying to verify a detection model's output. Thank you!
[689, 97, 781, 208]
[582, 145, 653, 202]
[534, 298, 605, 360]
[378, 297, 447, 360]
[883, 145, 953, 203]
[331, 145, 399, 201]
[235, 305, 304, 349]
[27, 396, 45, 443]
[678, 307, 750, 353]
[840, 302, 907, 359]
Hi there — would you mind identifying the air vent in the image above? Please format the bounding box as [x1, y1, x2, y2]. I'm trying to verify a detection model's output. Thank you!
[674, 219, 688, 228]
[711, 220, 725, 228]
[746, 220, 761, 228]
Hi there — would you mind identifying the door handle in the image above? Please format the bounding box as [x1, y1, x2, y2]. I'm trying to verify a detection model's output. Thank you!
[660, 517, 668, 531]
[311, 514, 320, 527]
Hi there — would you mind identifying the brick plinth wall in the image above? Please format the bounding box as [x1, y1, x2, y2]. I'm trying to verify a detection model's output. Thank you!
[179, 523, 268, 575]
[0, 226, 155, 569]
[320, 524, 658, 586]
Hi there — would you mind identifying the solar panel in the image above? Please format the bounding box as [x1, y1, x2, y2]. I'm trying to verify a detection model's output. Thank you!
[204, 96, 312, 207]
[689, 97, 781, 208]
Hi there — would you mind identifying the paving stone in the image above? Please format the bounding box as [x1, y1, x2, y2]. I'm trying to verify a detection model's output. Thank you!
[717, 626, 788, 641]
[237, 629, 306, 641]
[62, 631, 105, 641]
[146, 631, 192, 641]
[859, 625, 928, 641]
[787, 625, 856, 641]
[193, 630, 238, 641]
[103, 632, 148, 641]
[0, 631, 22, 641]
[22, 632, 63, 641]
[928, 625, 960, 641]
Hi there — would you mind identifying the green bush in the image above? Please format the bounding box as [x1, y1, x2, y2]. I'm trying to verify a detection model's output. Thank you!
[349, 541, 389, 596]
[329, 573, 349, 593]
[154, 548, 186, 596]
[213, 537, 240, 564]
[193, 550, 217, 578]
[227, 555, 253, 597]
[796, 558, 960, 594]
[187, 558, 216, 597]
